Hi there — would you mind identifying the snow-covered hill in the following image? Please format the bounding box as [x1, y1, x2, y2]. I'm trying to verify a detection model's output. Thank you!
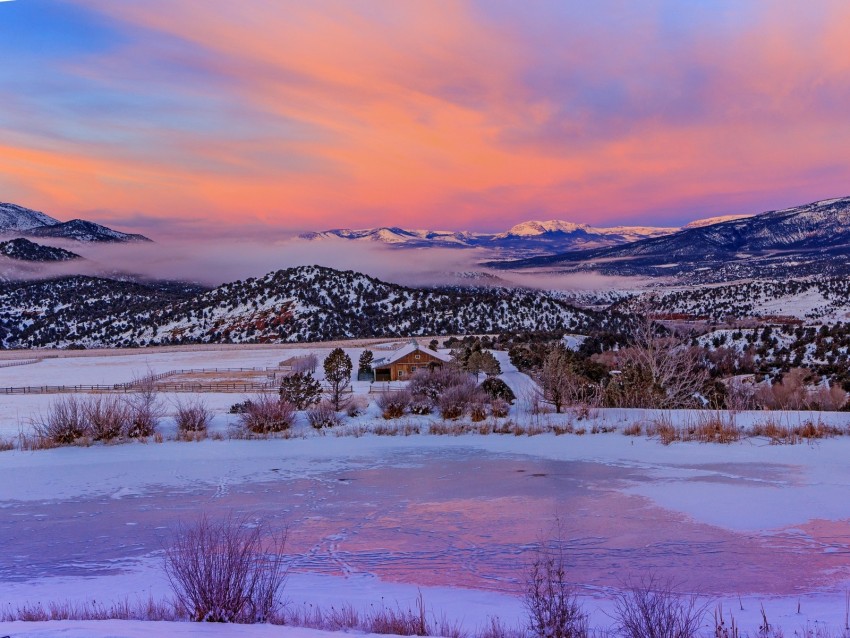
[28, 219, 152, 243]
[0, 238, 82, 262]
[0, 202, 60, 232]
[0, 202, 152, 243]
[0, 265, 625, 348]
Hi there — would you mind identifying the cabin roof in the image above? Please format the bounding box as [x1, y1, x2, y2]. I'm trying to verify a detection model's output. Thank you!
[371, 342, 452, 368]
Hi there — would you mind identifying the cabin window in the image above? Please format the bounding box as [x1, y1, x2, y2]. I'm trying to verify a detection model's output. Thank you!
[398, 370, 405, 378]
[415, 354, 421, 359]
[410, 366, 417, 372]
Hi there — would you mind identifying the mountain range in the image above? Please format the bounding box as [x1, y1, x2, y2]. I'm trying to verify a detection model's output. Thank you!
[300, 220, 685, 257]
[490, 197, 850, 284]
[0, 203, 151, 243]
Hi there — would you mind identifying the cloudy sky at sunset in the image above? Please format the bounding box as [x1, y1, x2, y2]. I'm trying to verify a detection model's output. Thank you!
[2, 1, 849, 238]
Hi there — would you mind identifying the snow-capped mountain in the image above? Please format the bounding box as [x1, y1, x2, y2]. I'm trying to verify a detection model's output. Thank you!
[682, 214, 753, 229]
[493, 220, 675, 241]
[300, 227, 480, 247]
[0, 265, 626, 348]
[0, 203, 60, 232]
[28, 219, 151, 243]
[0, 202, 151, 243]
[300, 220, 677, 257]
[495, 197, 850, 284]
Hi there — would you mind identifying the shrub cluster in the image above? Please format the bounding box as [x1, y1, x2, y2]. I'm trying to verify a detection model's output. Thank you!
[307, 402, 342, 429]
[33, 393, 162, 445]
[237, 395, 296, 435]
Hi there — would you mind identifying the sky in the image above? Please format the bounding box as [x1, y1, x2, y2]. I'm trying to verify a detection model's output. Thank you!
[2, 0, 850, 239]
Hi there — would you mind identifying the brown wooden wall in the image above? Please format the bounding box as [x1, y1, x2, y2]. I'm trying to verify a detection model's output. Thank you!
[375, 349, 444, 381]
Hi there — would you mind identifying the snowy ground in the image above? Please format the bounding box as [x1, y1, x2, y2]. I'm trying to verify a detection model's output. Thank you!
[1, 346, 850, 637]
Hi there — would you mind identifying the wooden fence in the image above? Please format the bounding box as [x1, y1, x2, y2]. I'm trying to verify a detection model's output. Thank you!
[0, 381, 354, 395]
[0, 359, 43, 369]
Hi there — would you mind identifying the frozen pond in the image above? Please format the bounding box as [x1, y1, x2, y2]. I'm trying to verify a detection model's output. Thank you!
[3, 444, 848, 598]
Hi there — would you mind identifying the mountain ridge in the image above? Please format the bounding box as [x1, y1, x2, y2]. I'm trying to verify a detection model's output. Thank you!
[0, 265, 625, 348]
[0, 203, 152, 243]
[488, 196, 850, 284]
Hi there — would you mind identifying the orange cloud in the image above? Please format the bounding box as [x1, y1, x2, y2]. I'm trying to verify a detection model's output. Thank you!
[3, 0, 850, 236]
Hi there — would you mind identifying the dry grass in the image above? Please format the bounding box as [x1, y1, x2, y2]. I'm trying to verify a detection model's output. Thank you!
[644, 412, 740, 445]
[623, 422, 643, 436]
[372, 420, 421, 436]
[683, 412, 741, 444]
[281, 592, 461, 637]
[751, 416, 843, 445]
[0, 596, 180, 622]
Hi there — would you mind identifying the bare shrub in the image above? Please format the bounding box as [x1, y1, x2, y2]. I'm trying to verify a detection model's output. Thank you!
[125, 381, 162, 438]
[85, 395, 130, 441]
[613, 575, 706, 638]
[439, 380, 479, 420]
[725, 378, 757, 412]
[377, 389, 411, 420]
[470, 401, 487, 422]
[238, 394, 296, 435]
[409, 393, 433, 415]
[164, 514, 288, 623]
[346, 395, 369, 417]
[525, 543, 588, 638]
[307, 401, 342, 429]
[490, 398, 510, 418]
[33, 395, 89, 445]
[174, 397, 212, 436]
[606, 309, 709, 410]
[753, 368, 828, 411]
[409, 367, 470, 403]
[0, 437, 14, 452]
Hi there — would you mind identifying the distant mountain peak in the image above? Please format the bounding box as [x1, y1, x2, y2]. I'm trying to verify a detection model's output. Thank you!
[683, 214, 754, 229]
[495, 220, 590, 238]
[0, 203, 60, 232]
[28, 218, 152, 243]
[0, 203, 152, 243]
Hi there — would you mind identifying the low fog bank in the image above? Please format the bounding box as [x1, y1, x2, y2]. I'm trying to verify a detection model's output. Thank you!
[6, 237, 651, 293]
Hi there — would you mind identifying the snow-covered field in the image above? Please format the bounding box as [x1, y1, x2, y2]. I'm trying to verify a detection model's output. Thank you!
[2, 346, 850, 637]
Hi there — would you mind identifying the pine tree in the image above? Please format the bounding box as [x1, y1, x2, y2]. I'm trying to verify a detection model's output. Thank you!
[358, 349, 374, 373]
[279, 372, 322, 410]
[323, 348, 353, 410]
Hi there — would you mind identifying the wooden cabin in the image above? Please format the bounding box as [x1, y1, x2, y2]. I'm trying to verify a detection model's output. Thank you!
[371, 341, 452, 382]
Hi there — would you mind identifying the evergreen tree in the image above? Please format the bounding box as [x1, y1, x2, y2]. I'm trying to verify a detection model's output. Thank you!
[358, 349, 374, 373]
[323, 348, 353, 410]
[279, 372, 322, 410]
